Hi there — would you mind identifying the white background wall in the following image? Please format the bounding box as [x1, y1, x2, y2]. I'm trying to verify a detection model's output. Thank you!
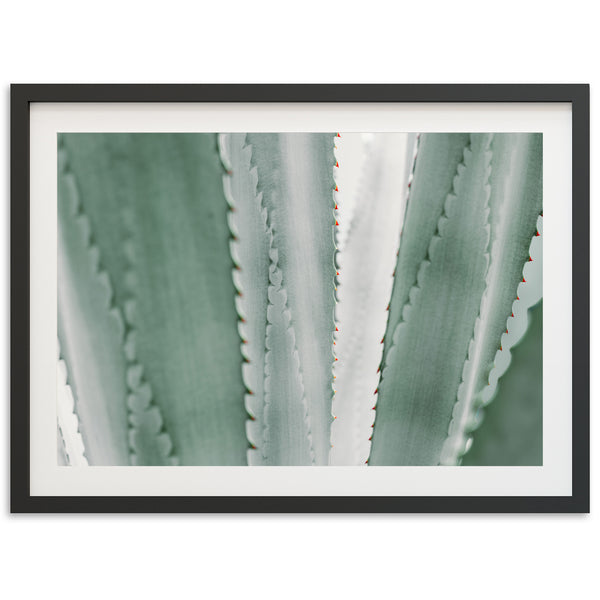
[1, 1, 596, 598]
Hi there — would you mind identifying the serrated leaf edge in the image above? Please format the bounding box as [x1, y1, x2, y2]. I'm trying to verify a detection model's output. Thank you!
[121, 207, 179, 466]
[369, 135, 492, 462]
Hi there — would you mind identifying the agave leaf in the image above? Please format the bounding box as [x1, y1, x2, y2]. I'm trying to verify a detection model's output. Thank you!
[369, 134, 494, 465]
[61, 134, 179, 466]
[262, 246, 315, 464]
[330, 133, 415, 465]
[58, 142, 129, 465]
[382, 134, 470, 370]
[219, 133, 270, 465]
[245, 133, 337, 465]
[60, 134, 247, 465]
[120, 134, 248, 465]
[462, 299, 543, 466]
[440, 135, 542, 464]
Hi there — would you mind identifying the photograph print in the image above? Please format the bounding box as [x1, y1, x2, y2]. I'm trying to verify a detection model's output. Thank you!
[56, 132, 542, 467]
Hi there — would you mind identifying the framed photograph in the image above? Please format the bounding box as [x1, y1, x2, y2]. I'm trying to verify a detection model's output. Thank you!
[11, 84, 589, 513]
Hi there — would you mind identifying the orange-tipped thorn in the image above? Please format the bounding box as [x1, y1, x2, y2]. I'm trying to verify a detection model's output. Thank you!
[335, 161, 339, 167]
[336, 133, 341, 137]
[335, 220, 340, 226]
[374, 388, 378, 395]
[522, 277, 526, 282]
[528, 256, 533, 262]
[535, 231, 540, 236]
[335, 185, 339, 192]
[335, 326, 339, 331]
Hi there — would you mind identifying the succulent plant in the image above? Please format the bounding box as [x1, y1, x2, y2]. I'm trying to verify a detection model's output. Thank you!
[57, 131, 542, 467]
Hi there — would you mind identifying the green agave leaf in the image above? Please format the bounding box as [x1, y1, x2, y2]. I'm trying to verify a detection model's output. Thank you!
[369, 134, 494, 465]
[382, 133, 470, 371]
[263, 246, 315, 464]
[330, 133, 416, 465]
[244, 133, 337, 465]
[121, 134, 247, 465]
[462, 299, 543, 466]
[440, 135, 542, 464]
[60, 133, 247, 465]
[219, 133, 271, 465]
[58, 141, 129, 465]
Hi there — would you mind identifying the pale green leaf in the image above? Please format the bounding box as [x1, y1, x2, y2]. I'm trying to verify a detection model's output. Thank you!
[370, 134, 493, 465]
[245, 133, 337, 465]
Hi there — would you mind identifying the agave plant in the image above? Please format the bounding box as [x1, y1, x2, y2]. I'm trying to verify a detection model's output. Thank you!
[57, 131, 542, 467]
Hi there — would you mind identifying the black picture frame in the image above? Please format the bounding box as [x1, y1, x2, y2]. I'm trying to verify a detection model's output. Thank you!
[11, 84, 590, 513]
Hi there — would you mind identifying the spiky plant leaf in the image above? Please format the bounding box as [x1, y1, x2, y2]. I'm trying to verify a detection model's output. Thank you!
[442, 133, 542, 465]
[122, 134, 247, 465]
[242, 133, 337, 465]
[440, 136, 542, 464]
[370, 133, 543, 466]
[58, 141, 129, 465]
[370, 134, 494, 465]
[462, 299, 543, 466]
[382, 133, 470, 371]
[219, 133, 270, 465]
[330, 133, 416, 465]
[59, 134, 247, 465]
